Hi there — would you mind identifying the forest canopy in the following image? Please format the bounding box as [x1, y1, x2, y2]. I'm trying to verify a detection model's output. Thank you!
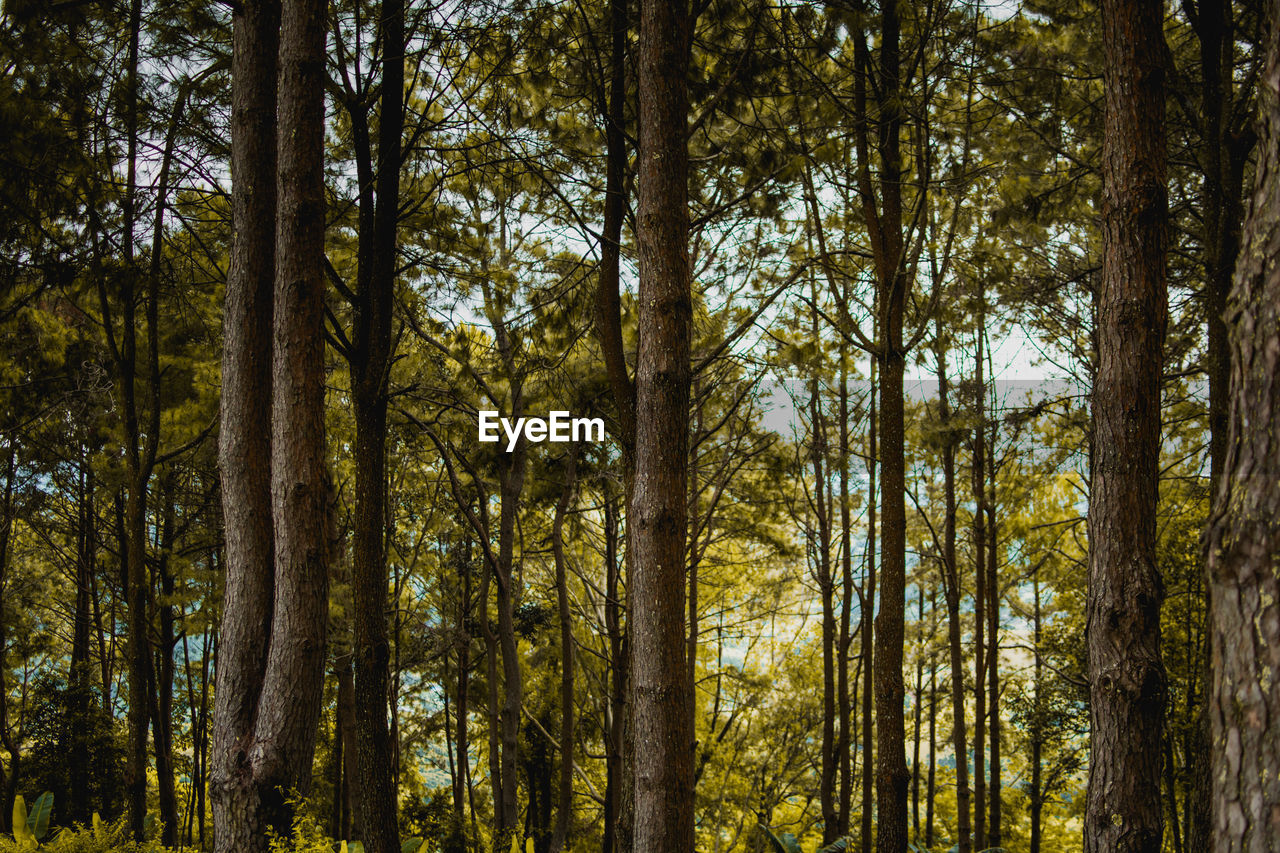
[0, 0, 1278, 852]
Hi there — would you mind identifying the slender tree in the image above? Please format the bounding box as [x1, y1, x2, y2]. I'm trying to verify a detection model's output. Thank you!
[1085, 0, 1169, 850]
[631, 0, 694, 850]
[209, 0, 280, 847]
[347, 0, 406, 848]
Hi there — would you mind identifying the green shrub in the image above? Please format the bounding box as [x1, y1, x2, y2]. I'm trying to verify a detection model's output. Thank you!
[0, 818, 170, 853]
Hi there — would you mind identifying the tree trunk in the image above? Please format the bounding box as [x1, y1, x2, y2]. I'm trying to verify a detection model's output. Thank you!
[986, 422, 1000, 848]
[1031, 572, 1043, 853]
[209, 0, 279, 847]
[861, 369, 876, 853]
[338, 657, 359, 841]
[260, 0, 332, 828]
[118, 0, 152, 836]
[551, 451, 577, 853]
[925, 644, 936, 849]
[972, 319, 987, 853]
[1086, 0, 1168, 850]
[911, 595, 923, 841]
[1205, 3, 1280, 848]
[602, 493, 627, 853]
[70, 456, 94, 827]
[454, 544, 473, 830]
[838, 347, 854, 838]
[810, 380, 839, 845]
[494, 443, 528, 853]
[348, 0, 405, 849]
[936, 323, 971, 853]
[0, 445, 20, 834]
[211, 0, 332, 846]
[874, 299, 909, 853]
[154, 479, 179, 847]
[480, 551, 504, 844]
[631, 0, 694, 849]
[1189, 1, 1249, 848]
[592, 0, 634, 847]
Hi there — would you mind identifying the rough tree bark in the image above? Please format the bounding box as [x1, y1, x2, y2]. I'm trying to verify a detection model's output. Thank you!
[348, 0, 405, 849]
[1188, 0, 1252, 847]
[209, 0, 279, 848]
[631, 0, 694, 850]
[1205, 1, 1280, 848]
[210, 0, 332, 847]
[1085, 0, 1168, 850]
[259, 0, 332, 829]
[847, 0, 912, 843]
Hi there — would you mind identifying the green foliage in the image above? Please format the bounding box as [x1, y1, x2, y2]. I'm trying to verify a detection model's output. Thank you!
[23, 680, 125, 828]
[12, 796, 35, 848]
[0, 813, 169, 852]
[757, 823, 802, 853]
[27, 793, 53, 841]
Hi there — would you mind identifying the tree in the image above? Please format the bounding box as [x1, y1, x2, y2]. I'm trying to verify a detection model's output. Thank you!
[1085, 0, 1168, 851]
[631, 0, 694, 851]
[344, 0, 406, 848]
[208, 0, 280, 846]
[1205, 0, 1280, 847]
[210, 0, 332, 847]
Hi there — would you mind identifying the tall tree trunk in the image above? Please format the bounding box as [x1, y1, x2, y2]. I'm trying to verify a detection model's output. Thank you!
[209, 0, 280, 847]
[210, 0, 332, 846]
[986, 421, 1001, 848]
[911, 594, 923, 842]
[348, 0, 405, 849]
[153, 479, 179, 847]
[338, 656, 359, 841]
[602, 493, 627, 853]
[972, 318, 987, 853]
[592, 0, 635, 847]
[454, 544, 473, 830]
[551, 451, 577, 853]
[810, 378, 838, 845]
[70, 456, 95, 827]
[1030, 572, 1043, 853]
[925, 644, 936, 849]
[874, 289, 909, 853]
[936, 323, 970, 853]
[837, 347, 854, 838]
[851, 0, 911, 841]
[632, 0, 694, 849]
[494, 442, 527, 853]
[1189, 1, 1249, 848]
[860, 370, 877, 853]
[1086, 0, 1168, 850]
[480, 551, 504, 843]
[0, 445, 19, 834]
[1205, 2, 1280, 848]
[117, 0, 153, 835]
[260, 0, 332, 829]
